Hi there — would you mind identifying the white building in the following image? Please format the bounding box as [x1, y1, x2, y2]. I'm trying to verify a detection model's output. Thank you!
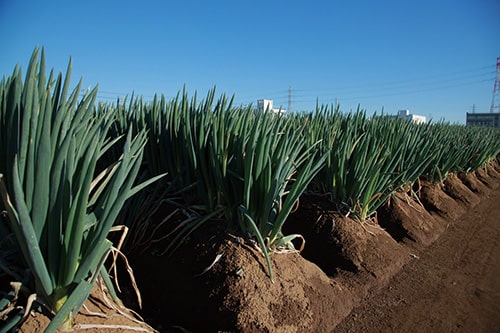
[397, 109, 426, 124]
[257, 99, 286, 114]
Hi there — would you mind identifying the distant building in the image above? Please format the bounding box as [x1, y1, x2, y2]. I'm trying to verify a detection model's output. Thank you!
[396, 109, 426, 124]
[466, 112, 500, 128]
[257, 99, 286, 114]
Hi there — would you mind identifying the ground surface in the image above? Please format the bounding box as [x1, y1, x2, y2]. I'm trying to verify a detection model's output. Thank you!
[335, 183, 500, 333]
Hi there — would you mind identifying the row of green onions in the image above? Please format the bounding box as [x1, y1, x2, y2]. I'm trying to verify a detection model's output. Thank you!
[1, 48, 499, 331]
[107, 87, 499, 275]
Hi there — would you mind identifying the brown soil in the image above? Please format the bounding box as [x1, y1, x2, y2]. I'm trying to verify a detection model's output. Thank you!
[443, 173, 481, 207]
[335, 167, 500, 333]
[13, 162, 500, 332]
[17, 283, 156, 332]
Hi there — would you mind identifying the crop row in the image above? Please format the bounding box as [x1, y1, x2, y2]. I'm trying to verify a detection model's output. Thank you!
[1, 48, 499, 331]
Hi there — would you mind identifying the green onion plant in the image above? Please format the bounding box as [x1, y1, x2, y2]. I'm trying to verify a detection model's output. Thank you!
[0, 48, 159, 331]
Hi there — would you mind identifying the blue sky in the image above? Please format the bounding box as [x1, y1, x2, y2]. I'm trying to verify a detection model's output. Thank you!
[1, 0, 499, 123]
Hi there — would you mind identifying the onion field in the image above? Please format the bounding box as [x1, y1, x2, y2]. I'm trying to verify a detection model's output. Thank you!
[1, 48, 499, 332]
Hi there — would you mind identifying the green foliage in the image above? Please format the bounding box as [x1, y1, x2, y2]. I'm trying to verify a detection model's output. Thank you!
[422, 123, 500, 182]
[0, 48, 156, 331]
[3, 47, 499, 308]
[103, 87, 499, 278]
[304, 105, 500, 221]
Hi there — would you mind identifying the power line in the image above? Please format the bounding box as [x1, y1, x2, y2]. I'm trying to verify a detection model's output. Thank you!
[293, 70, 494, 98]
[236, 66, 494, 107]
[295, 65, 494, 93]
[75, 63, 495, 109]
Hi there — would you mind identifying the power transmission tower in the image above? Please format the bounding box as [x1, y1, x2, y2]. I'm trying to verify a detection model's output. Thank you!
[490, 56, 500, 113]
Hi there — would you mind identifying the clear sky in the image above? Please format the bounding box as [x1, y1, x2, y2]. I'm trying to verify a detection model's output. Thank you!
[1, 0, 499, 123]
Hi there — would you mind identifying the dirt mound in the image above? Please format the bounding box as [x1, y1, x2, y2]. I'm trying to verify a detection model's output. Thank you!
[210, 238, 353, 333]
[128, 228, 353, 333]
[419, 181, 465, 221]
[443, 173, 480, 207]
[285, 194, 408, 295]
[378, 190, 445, 246]
[458, 159, 500, 194]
